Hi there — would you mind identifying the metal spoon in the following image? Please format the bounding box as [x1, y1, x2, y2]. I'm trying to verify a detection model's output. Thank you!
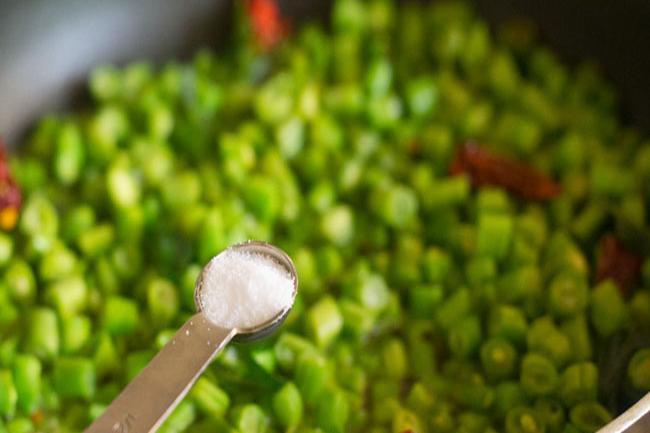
[598, 393, 650, 433]
[85, 241, 298, 433]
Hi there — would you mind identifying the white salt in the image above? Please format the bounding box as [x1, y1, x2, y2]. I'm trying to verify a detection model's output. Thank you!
[198, 249, 295, 330]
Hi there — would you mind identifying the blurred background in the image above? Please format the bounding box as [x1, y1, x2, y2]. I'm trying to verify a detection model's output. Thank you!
[1, 0, 650, 146]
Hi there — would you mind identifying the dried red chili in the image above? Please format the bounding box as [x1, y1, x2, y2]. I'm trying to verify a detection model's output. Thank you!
[449, 142, 561, 201]
[596, 234, 642, 296]
[0, 139, 20, 230]
[246, 0, 290, 50]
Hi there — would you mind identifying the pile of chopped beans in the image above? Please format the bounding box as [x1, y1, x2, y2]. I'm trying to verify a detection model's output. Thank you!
[2, 0, 650, 432]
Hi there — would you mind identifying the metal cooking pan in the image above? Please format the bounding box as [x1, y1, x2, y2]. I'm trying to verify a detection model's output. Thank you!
[1, 0, 650, 431]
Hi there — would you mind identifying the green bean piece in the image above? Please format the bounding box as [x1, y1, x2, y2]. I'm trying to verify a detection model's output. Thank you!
[5, 418, 33, 433]
[317, 388, 349, 433]
[481, 337, 518, 380]
[320, 205, 355, 246]
[430, 402, 456, 432]
[630, 290, 650, 325]
[590, 280, 628, 337]
[466, 256, 497, 288]
[190, 377, 230, 419]
[158, 401, 197, 433]
[0, 234, 14, 267]
[295, 354, 330, 404]
[407, 76, 439, 118]
[161, 171, 202, 210]
[0, 338, 18, 368]
[382, 338, 408, 379]
[346, 269, 390, 312]
[505, 406, 545, 433]
[392, 407, 423, 433]
[147, 277, 179, 327]
[422, 247, 452, 284]
[628, 349, 650, 391]
[306, 296, 343, 348]
[89, 403, 107, 421]
[340, 300, 376, 336]
[274, 333, 317, 371]
[449, 315, 482, 358]
[19, 194, 59, 242]
[458, 411, 490, 432]
[409, 284, 444, 318]
[273, 382, 303, 428]
[437, 288, 472, 331]
[232, 404, 270, 433]
[406, 382, 435, 412]
[497, 266, 542, 305]
[452, 384, 495, 411]
[39, 244, 78, 282]
[559, 362, 598, 408]
[54, 122, 85, 185]
[93, 333, 119, 377]
[476, 212, 513, 261]
[527, 317, 571, 368]
[560, 315, 592, 362]
[13, 355, 41, 414]
[53, 357, 96, 399]
[61, 315, 92, 354]
[535, 398, 565, 433]
[46, 275, 87, 317]
[62, 205, 96, 243]
[0, 370, 16, 417]
[5, 260, 36, 305]
[102, 296, 139, 336]
[489, 304, 528, 345]
[548, 273, 588, 318]
[569, 402, 612, 433]
[77, 224, 115, 258]
[425, 176, 471, 210]
[520, 353, 558, 396]
[23, 307, 59, 360]
[495, 382, 528, 418]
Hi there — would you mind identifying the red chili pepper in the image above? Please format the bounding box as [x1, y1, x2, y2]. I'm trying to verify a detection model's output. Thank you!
[246, 0, 289, 50]
[450, 142, 561, 201]
[0, 139, 20, 230]
[596, 234, 642, 296]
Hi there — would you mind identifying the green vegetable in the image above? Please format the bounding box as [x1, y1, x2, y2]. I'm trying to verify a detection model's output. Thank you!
[13, 355, 41, 414]
[190, 377, 230, 419]
[52, 357, 96, 399]
[628, 349, 650, 391]
[272, 382, 303, 428]
[520, 353, 558, 396]
[590, 280, 628, 337]
[569, 402, 612, 432]
[3, 1, 648, 431]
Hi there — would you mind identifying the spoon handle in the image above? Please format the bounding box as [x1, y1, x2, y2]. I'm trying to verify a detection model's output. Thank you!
[85, 313, 236, 433]
[597, 393, 650, 433]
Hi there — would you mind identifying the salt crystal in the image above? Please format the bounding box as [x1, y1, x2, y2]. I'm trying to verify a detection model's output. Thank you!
[198, 249, 294, 330]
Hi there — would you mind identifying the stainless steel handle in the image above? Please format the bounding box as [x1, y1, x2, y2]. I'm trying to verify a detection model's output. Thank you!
[598, 393, 650, 433]
[85, 313, 236, 433]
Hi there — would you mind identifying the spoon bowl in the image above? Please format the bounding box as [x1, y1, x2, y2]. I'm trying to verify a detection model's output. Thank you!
[194, 240, 299, 341]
